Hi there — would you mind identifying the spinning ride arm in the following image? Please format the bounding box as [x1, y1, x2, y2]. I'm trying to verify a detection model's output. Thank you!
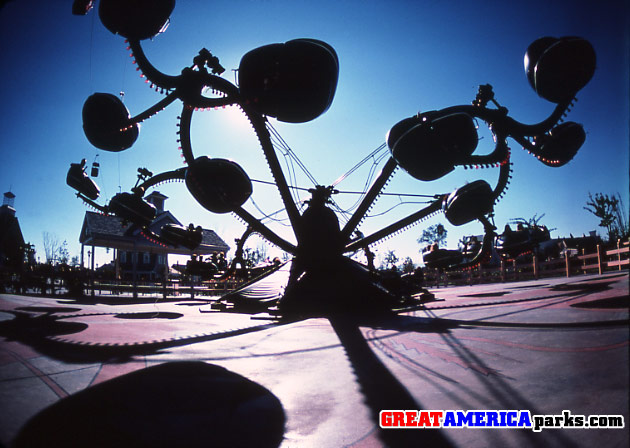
[340, 157, 399, 244]
[232, 207, 297, 254]
[70, 2, 596, 310]
[127, 38, 240, 109]
[177, 100, 298, 253]
[126, 39, 180, 91]
[237, 105, 303, 237]
[126, 92, 179, 129]
[343, 77, 575, 267]
[136, 167, 187, 190]
[75, 192, 109, 215]
[345, 197, 443, 253]
[342, 74, 571, 252]
[134, 167, 295, 252]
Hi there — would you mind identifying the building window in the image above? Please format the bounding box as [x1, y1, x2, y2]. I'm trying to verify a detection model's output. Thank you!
[120, 251, 127, 263]
[143, 252, 150, 264]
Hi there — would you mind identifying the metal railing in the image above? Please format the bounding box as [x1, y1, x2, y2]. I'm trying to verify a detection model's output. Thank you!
[424, 239, 629, 287]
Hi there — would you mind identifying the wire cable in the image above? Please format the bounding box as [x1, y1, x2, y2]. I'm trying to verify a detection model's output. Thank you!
[251, 178, 310, 192]
[251, 178, 434, 199]
[332, 142, 388, 187]
[267, 122, 319, 186]
[249, 198, 294, 227]
[267, 127, 304, 205]
[337, 190, 437, 198]
[334, 149, 391, 214]
[365, 200, 433, 218]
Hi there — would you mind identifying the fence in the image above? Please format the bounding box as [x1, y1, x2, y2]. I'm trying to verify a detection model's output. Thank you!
[425, 239, 629, 287]
[2, 240, 628, 297]
[0, 269, 246, 300]
[89, 278, 244, 299]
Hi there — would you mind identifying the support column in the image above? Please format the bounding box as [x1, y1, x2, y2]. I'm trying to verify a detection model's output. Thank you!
[512, 259, 518, 280]
[91, 244, 95, 298]
[132, 246, 138, 299]
[115, 248, 120, 281]
[163, 253, 168, 299]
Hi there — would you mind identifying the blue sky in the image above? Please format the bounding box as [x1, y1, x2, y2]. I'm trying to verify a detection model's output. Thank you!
[0, 0, 628, 267]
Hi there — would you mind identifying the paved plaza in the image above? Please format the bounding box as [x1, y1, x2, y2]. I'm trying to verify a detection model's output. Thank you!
[1, 272, 628, 447]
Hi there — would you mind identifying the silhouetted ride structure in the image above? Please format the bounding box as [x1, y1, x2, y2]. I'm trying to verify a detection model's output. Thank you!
[496, 223, 552, 260]
[68, 0, 595, 317]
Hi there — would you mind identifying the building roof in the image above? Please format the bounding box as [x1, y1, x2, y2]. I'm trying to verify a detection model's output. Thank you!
[79, 211, 230, 255]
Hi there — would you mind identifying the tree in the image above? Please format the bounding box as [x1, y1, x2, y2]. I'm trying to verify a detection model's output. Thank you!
[243, 246, 266, 267]
[584, 193, 629, 242]
[509, 213, 555, 232]
[380, 250, 399, 271]
[417, 223, 447, 248]
[612, 193, 629, 240]
[42, 232, 61, 264]
[58, 241, 70, 265]
[401, 256, 415, 274]
[42, 233, 72, 265]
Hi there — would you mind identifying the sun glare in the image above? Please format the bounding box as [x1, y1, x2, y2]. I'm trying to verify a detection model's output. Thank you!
[228, 104, 255, 131]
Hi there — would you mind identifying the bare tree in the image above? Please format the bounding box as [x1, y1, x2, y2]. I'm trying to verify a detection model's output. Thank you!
[42, 233, 70, 265]
[42, 232, 61, 264]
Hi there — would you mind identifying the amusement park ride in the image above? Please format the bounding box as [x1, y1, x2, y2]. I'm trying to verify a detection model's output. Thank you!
[67, 0, 596, 317]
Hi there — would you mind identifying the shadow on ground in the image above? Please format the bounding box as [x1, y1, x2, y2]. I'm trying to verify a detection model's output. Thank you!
[331, 317, 455, 447]
[12, 361, 285, 448]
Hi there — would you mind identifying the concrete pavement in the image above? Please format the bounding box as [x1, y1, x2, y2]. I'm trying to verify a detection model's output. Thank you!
[1, 272, 628, 447]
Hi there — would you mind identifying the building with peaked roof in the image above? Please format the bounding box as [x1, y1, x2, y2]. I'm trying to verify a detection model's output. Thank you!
[79, 191, 230, 281]
[0, 191, 26, 269]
